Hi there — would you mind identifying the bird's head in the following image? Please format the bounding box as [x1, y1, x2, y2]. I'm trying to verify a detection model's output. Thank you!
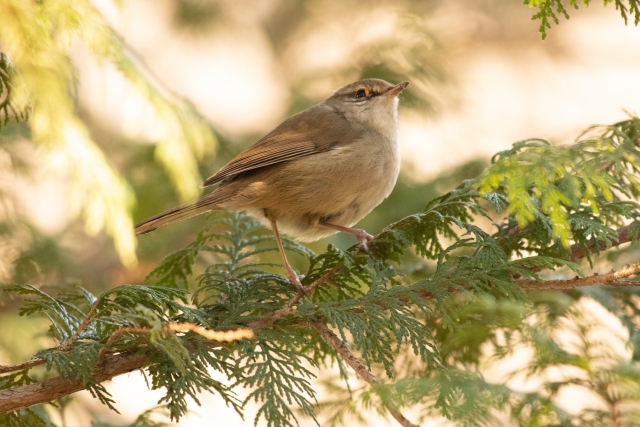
[325, 78, 409, 137]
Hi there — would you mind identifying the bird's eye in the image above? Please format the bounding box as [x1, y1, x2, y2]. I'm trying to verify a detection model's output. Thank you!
[355, 89, 366, 99]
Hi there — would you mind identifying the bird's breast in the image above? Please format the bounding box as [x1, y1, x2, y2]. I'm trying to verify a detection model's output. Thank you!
[222, 132, 401, 242]
[340, 133, 400, 216]
[286, 133, 400, 239]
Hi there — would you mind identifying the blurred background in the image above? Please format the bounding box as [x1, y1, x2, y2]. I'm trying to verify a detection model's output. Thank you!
[1, 0, 640, 425]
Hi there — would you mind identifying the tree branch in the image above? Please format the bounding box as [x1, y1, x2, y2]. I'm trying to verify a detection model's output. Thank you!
[311, 321, 418, 427]
[518, 262, 640, 290]
[0, 359, 45, 375]
[59, 298, 101, 352]
[257, 221, 640, 329]
[0, 352, 148, 413]
[250, 232, 382, 329]
[248, 264, 345, 329]
[0, 323, 253, 413]
[2, 222, 639, 415]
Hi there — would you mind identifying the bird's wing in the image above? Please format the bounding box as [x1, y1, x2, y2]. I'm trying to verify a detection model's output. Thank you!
[203, 104, 359, 186]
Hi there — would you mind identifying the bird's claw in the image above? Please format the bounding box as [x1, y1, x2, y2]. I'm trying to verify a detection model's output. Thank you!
[355, 230, 375, 254]
[285, 267, 308, 294]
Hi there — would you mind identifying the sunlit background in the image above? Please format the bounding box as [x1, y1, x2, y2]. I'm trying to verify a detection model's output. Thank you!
[1, 0, 640, 425]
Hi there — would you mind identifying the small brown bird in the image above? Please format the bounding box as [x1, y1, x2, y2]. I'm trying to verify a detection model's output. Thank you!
[135, 78, 409, 288]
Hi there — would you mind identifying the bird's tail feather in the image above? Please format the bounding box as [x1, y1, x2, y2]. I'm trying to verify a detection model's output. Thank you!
[135, 202, 220, 236]
[135, 185, 237, 236]
[135, 192, 232, 236]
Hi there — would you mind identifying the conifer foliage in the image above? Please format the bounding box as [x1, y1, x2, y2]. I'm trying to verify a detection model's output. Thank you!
[2, 1, 640, 425]
[2, 118, 640, 426]
[524, 0, 640, 38]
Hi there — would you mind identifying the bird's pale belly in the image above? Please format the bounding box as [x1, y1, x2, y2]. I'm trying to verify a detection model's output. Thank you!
[224, 137, 400, 242]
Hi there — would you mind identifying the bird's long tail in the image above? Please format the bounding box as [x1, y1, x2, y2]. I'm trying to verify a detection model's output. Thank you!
[135, 203, 219, 235]
[134, 186, 233, 237]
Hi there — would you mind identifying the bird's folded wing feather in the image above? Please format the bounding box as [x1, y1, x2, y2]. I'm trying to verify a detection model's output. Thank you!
[202, 104, 359, 186]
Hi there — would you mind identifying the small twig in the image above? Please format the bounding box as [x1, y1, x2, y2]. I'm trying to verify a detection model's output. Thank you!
[0, 359, 45, 375]
[252, 231, 374, 329]
[311, 321, 418, 427]
[247, 264, 344, 329]
[294, 265, 345, 310]
[59, 298, 101, 352]
[98, 323, 253, 361]
[97, 326, 150, 362]
[315, 261, 350, 288]
[1, 299, 103, 374]
[164, 323, 254, 341]
[518, 262, 640, 290]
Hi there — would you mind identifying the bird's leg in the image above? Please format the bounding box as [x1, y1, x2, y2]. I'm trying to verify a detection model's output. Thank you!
[267, 212, 306, 292]
[320, 222, 374, 253]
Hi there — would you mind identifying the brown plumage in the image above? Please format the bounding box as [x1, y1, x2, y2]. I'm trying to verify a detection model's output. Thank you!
[135, 78, 409, 287]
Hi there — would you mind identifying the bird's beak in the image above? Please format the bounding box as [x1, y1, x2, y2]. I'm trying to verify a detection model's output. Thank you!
[385, 81, 410, 97]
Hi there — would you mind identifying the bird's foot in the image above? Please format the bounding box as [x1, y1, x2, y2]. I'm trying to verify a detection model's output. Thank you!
[319, 222, 375, 254]
[285, 266, 308, 294]
[355, 230, 375, 253]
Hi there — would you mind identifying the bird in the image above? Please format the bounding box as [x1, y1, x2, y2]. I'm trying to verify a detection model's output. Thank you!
[135, 78, 409, 289]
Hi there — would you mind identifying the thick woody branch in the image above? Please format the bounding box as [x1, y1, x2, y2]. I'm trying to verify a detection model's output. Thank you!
[0, 323, 253, 413]
[311, 321, 418, 427]
[0, 352, 148, 413]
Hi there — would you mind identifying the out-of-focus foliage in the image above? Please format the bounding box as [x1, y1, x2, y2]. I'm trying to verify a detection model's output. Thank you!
[524, 0, 640, 38]
[3, 119, 640, 426]
[0, 53, 28, 128]
[0, 0, 216, 267]
[275, 8, 445, 114]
